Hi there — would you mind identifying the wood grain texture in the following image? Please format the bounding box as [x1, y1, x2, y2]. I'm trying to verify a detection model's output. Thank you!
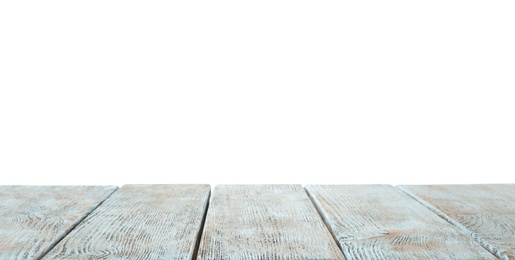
[0, 185, 117, 260]
[198, 184, 345, 260]
[305, 185, 495, 260]
[398, 184, 515, 260]
[44, 184, 210, 260]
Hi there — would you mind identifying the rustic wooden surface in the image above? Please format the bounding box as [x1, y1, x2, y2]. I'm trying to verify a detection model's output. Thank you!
[0, 185, 117, 260]
[306, 185, 496, 260]
[44, 184, 210, 260]
[197, 184, 345, 260]
[399, 184, 515, 260]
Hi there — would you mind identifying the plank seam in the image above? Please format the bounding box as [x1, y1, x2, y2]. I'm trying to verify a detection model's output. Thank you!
[396, 186, 506, 260]
[304, 186, 349, 260]
[192, 188, 211, 260]
[35, 186, 119, 260]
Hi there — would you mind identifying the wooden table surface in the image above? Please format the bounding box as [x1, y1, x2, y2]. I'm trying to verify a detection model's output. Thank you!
[0, 184, 512, 260]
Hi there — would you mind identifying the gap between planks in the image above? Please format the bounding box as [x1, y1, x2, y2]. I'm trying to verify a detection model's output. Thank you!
[192, 190, 211, 260]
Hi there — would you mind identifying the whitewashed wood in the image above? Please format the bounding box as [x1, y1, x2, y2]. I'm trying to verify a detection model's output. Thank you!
[0, 185, 117, 260]
[399, 184, 515, 260]
[44, 184, 210, 260]
[198, 184, 344, 260]
[306, 185, 495, 260]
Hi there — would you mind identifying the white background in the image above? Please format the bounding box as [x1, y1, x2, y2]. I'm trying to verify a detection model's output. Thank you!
[1, 1, 514, 186]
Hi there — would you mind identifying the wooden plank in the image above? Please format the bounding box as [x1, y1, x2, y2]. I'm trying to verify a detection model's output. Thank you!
[0, 185, 117, 260]
[398, 184, 515, 260]
[197, 184, 344, 260]
[305, 185, 496, 259]
[44, 184, 210, 260]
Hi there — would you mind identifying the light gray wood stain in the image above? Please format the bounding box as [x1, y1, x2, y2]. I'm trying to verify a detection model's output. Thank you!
[306, 185, 496, 260]
[0, 185, 117, 260]
[44, 184, 210, 260]
[399, 184, 515, 260]
[198, 184, 345, 260]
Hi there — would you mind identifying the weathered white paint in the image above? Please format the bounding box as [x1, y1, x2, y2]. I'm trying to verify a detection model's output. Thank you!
[43, 184, 210, 260]
[306, 185, 496, 260]
[198, 184, 345, 260]
[0, 185, 117, 260]
[398, 184, 515, 260]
